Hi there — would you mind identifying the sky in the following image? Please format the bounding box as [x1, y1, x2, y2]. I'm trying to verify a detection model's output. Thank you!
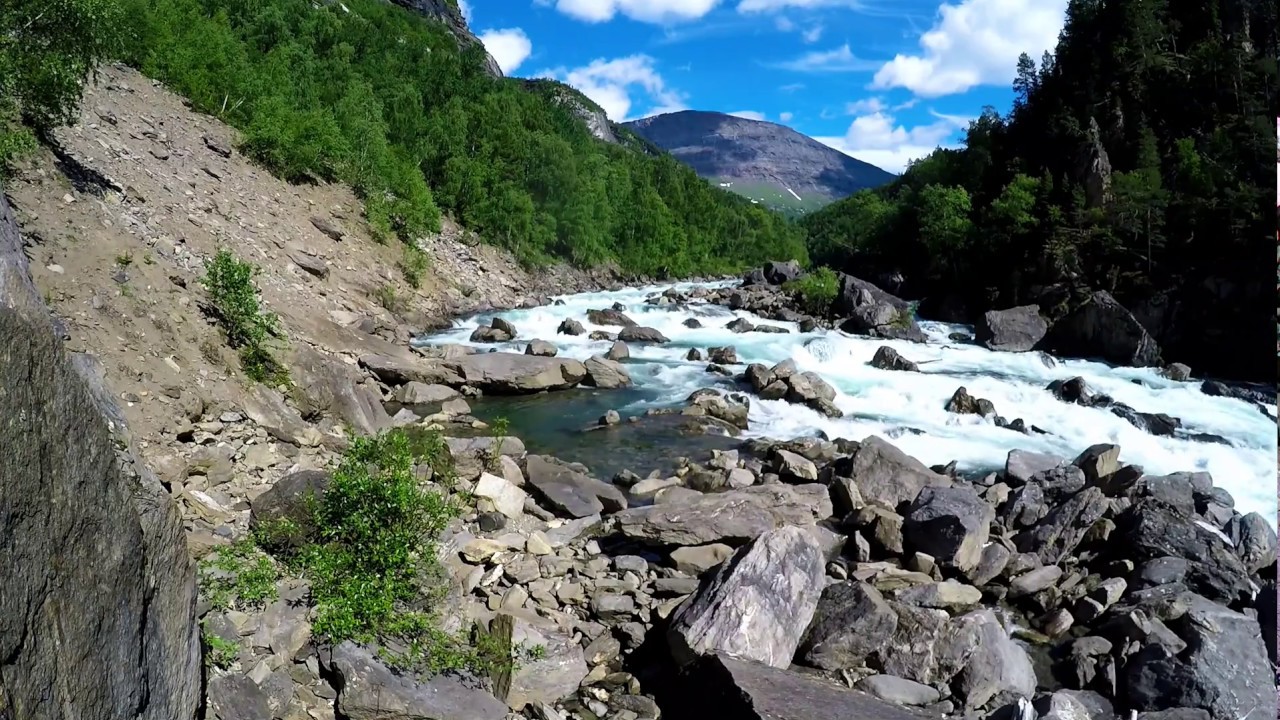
[459, 0, 1069, 174]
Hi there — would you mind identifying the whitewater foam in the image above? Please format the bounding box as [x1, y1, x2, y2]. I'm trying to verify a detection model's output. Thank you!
[421, 281, 1278, 524]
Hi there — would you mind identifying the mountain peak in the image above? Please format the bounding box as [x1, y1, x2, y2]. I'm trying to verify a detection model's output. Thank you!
[624, 110, 895, 214]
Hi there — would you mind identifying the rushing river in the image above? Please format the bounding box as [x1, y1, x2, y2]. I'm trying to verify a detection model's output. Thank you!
[420, 281, 1278, 523]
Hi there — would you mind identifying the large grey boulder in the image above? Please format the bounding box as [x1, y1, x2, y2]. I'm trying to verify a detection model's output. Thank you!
[617, 325, 670, 343]
[326, 641, 507, 720]
[976, 305, 1048, 352]
[249, 470, 332, 550]
[586, 308, 637, 327]
[1124, 595, 1274, 720]
[485, 613, 588, 710]
[903, 486, 994, 572]
[290, 343, 393, 435]
[956, 610, 1037, 709]
[0, 189, 201, 718]
[798, 581, 899, 670]
[453, 353, 587, 394]
[583, 354, 632, 389]
[877, 602, 979, 686]
[836, 436, 953, 511]
[359, 353, 465, 386]
[669, 527, 825, 668]
[679, 654, 932, 720]
[611, 483, 833, 546]
[525, 455, 627, 518]
[1044, 290, 1162, 367]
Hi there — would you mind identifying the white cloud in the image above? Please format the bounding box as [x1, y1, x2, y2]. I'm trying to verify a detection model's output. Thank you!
[779, 111, 795, 123]
[550, 0, 721, 23]
[872, 0, 1068, 97]
[815, 108, 969, 173]
[844, 97, 886, 114]
[801, 24, 824, 42]
[738, 0, 865, 11]
[774, 16, 795, 31]
[478, 28, 532, 74]
[779, 82, 805, 93]
[730, 110, 767, 121]
[774, 44, 880, 72]
[543, 55, 687, 121]
[458, 0, 472, 21]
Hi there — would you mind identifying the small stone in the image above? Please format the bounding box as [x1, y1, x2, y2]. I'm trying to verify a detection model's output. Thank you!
[857, 675, 942, 706]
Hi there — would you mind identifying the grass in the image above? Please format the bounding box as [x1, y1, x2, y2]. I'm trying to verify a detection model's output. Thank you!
[201, 248, 289, 385]
[202, 626, 240, 669]
[399, 245, 430, 289]
[783, 266, 839, 316]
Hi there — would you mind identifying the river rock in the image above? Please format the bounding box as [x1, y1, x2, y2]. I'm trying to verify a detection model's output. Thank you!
[771, 448, 818, 482]
[471, 324, 513, 343]
[453, 353, 587, 394]
[871, 346, 919, 371]
[395, 381, 460, 406]
[326, 640, 506, 720]
[473, 472, 528, 519]
[1015, 487, 1109, 565]
[709, 346, 738, 364]
[1112, 499, 1255, 604]
[558, 318, 585, 335]
[798, 580, 899, 670]
[525, 339, 557, 357]
[668, 526, 825, 668]
[583, 355, 632, 389]
[606, 340, 629, 361]
[835, 436, 953, 511]
[587, 308, 637, 327]
[525, 455, 627, 519]
[290, 343, 393, 436]
[903, 486, 994, 572]
[976, 305, 1048, 352]
[671, 544, 735, 575]
[1005, 449, 1067, 484]
[858, 675, 942, 706]
[1234, 512, 1277, 573]
[487, 613, 588, 711]
[618, 326, 670, 343]
[1044, 290, 1161, 367]
[1123, 594, 1273, 720]
[957, 610, 1037, 709]
[612, 483, 833, 546]
[878, 602, 978, 686]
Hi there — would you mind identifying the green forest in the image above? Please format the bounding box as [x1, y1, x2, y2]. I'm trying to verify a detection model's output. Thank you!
[803, 0, 1277, 380]
[112, 0, 806, 276]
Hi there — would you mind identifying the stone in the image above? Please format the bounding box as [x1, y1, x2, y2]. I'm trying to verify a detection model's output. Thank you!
[1043, 290, 1161, 367]
[473, 473, 528, 519]
[903, 486, 994, 571]
[586, 308, 637, 327]
[678, 654, 936, 720]
[242, 384, 323, 447]
[1015, 487, 1109, 565]
[249, 470, 332, 549]
[326, 640, 506, 719]
[798, 581, 898, 671]
[453, 353, 587, 394]
[207, 673, 271, 720]
[290, 251, 329, 279]
[670, 544, 734, 575]
[2, 188, 200, 714]
[525, 339, 558, 357]
[836, 436, 952, 511]
[709, 346, 738, 364]
[1073, 443, 1121, 483]
[1005, 449, 1066, 484]
[612, 483, 833, 546]
[606, 341, 630, 361]
[525, 455, 627, 518]
[583, 355, 632, 389]
[617, 326, 670, 343]
[471, 325, 512, 343]
[1112, 499, 1255, 604]
[557, 319, 585, 336]
[857, 675, 942, 706]
[772, 448, 819, 481]
[1235, 512, 1277, 573]
[870, 346, 919, 372]
[1008, 565, 1063, 598]
[487, 614, 588, 711]
[967, 543, 1012, 586]
[976, 305, 1048, 352]
[957, 610, 1037, 709]
[896, 580, 983, 610]
[878, 602, 977, 686]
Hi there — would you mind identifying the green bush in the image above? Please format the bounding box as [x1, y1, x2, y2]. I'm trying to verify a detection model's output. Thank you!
[201, 248, 288, 384]
[399, 245, 430, 289]
[784, 266, 839, 316]
[199, 539, 280, 610]
[202, 626, 240, 669]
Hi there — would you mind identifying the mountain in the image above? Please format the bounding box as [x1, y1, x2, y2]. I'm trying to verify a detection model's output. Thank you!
[624, 110, 896, 215]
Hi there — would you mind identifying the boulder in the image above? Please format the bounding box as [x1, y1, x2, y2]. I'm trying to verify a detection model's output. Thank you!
[586, 308, 637, 327]
[617, 326, 670, 344]
[857, 675, 941, 706]
[671, 544, 735, 575]
[763, 260, 804, 285]
[1112, 500, 1256, 604]
[290, 344, 393, 436]
[1235, 512, 1277, 574]
[0, 188, 200, 720]
[486, 613, 588, 710]
[798, 581, 899, 670]
[473, 473, 527, 519]
[606, 340, 629, 361]
[612, 483, 833, 546]
[326, 641, 506, 720]
[524, 455, 627, 518]
[709, 346, 738, 364]
[878, 602, 978, 686]
[242, 384, 324, 447]
[524, 339, 557, 357]
[668, 527, 825, 668]
[1014, 487, 1109, 565]
[453, 353, 587, 394]
[870, 346, 919, 372]
[957, 610, 1037, 709]
[976, 305, 1048, 352]
[1044, 290, 1162, 367]
[359, 353, 464, 387]
[903, 486, 994, 572]
[249, 470, 332, 550]
[557, 318, 585, 336]
[470, 324, 513, 343]
[583, 355, 632, 389]
[835, 436, 953, 512]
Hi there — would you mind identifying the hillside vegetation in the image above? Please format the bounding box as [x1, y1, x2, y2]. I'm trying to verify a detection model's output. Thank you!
[803, 0, 1276, 381]
[117, 0, 807, 276]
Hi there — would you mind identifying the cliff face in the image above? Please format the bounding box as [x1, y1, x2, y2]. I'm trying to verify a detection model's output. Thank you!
[388, 0, 503, 77]
[0, 188, 201, 719]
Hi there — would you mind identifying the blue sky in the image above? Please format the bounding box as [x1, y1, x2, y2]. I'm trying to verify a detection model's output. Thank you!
[461, 0, 1068, 173]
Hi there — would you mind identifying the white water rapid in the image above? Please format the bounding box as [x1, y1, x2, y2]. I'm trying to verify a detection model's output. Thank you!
[423, 281, 1278, 524]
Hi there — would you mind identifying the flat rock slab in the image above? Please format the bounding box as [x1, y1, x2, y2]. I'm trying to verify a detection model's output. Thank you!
[327, 641, 507, 720]
[680, 654, 933, 720]
[611, 483, 833, 546]
[525, 455, 627, 518]
[453, 353, 587, 394]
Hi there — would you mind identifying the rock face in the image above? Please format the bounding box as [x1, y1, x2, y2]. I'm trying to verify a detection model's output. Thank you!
[389, 0, 504, 77]
[798, 581, 899, 670]
[976, 305, 1048, 352]
[668, 527, 826, 668]
[0, 189, 201, 718]
[1044, 290, 1161, 367]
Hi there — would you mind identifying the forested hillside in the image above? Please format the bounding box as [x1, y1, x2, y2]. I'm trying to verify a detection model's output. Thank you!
[804, 0, 1277, 381]
[117, 0, 807, 276]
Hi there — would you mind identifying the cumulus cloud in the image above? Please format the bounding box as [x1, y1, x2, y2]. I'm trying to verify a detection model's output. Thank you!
[542, 55, 687, 121]
[801, 24, 824, 42]
[478, 28, 533, 74]
[779, 111, 795, 123]
[548, 0, 721, 23]
[774, 44, 880, 72]
[815, 108, 970, 173]
[872, 0, 1068, 97]
[844, 97, 886, 114]
[730, 110, 767, 120]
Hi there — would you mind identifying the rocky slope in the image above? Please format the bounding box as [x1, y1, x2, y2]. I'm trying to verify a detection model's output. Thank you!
[389, 0, 503, 76]
[624, 110, 896, 214]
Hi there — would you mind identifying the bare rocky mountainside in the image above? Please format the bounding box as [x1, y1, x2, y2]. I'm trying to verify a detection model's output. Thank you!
[624, 110, 896, 215]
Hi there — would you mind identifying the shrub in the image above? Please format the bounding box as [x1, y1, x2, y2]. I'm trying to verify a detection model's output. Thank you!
[201, 248, 288, 384]
[784, 266, 839, 316]
[202, 627, 240, 669]
[373, 283, 401, 313]
[199, 539, 280, 610]
[399, 245, 430, 289]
